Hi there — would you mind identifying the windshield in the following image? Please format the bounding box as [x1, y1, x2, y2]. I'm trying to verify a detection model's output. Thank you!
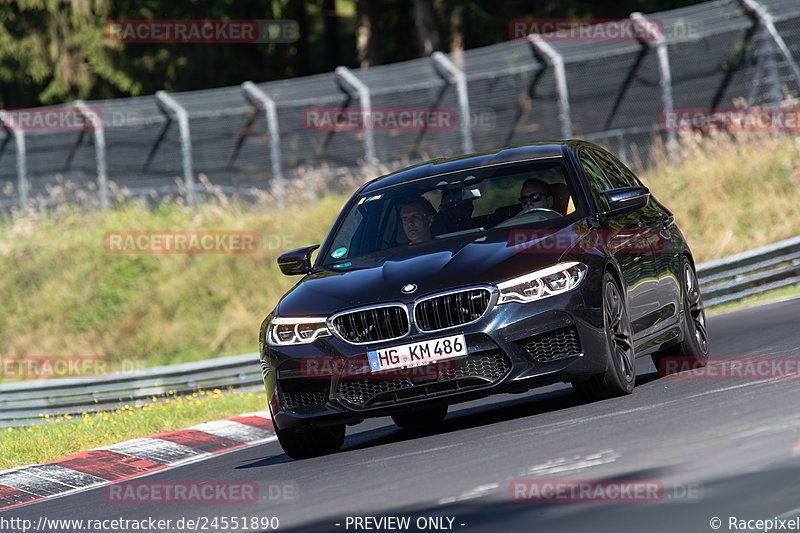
[322, 160, 582, 267]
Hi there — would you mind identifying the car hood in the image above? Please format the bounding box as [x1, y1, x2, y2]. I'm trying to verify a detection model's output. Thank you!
[276, 223, 584, 317]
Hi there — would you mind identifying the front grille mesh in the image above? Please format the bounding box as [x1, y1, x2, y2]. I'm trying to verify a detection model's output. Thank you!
[337, 351, 510, 407]
[519, 326, 582, 363]
[279, 378, 329, 410]
[459, 352, 509, 381]
[332, 305, 408, 343]
[414, 288, 491, 332]
[336, 378, 412, 407]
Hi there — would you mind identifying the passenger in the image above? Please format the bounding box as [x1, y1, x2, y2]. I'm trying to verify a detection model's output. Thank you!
[518, 178, 554, 210]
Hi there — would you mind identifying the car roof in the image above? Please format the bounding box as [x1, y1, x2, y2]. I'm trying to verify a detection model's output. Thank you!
[358, 140, 596, 194]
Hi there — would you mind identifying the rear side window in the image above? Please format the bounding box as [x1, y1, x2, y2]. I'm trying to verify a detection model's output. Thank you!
[606, 152, 645, 187]
[578, 150, 612, 212]
[588, 148, 634, 188]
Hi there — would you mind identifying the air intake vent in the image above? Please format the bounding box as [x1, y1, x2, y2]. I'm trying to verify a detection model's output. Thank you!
[331, 305, 409, 344]
[414, 288, 492, 332]
[337, 351, 511, 407]
[279, 378, 329, 410]
[519, 326, 582, 363]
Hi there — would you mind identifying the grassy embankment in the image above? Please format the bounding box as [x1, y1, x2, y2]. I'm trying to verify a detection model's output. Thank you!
[1, 133, 798, 467]
[0, 389, 264, 470]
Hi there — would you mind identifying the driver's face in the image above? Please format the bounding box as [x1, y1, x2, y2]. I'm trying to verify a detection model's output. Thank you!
[520, 184, 553, 209]
[400, 204, 434, 244]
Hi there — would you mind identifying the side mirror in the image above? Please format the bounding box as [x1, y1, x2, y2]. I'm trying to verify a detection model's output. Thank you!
[277, 245, 320, 276]
[598, 186, 650, 216]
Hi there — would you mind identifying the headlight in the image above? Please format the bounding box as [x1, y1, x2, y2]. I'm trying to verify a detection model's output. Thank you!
[496, 262, 587, 304]
[267, 317, 331, 346]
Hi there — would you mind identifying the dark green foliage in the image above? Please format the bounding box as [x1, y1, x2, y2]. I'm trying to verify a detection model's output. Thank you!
[0, 0, 707, 107]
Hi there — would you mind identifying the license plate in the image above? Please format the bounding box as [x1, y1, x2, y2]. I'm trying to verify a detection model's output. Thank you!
[367, 334, 468, 373]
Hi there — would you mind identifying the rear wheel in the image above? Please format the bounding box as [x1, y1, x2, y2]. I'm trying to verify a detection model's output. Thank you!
[274, 423, 345, 460]
[391, 406, 448, 428]
[652, 257, 709, 376]
[572, 272, 636, 401]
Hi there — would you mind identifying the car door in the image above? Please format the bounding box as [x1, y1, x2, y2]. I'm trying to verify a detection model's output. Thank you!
[577, 147, 659, 340]
[607, 152, 683, 330]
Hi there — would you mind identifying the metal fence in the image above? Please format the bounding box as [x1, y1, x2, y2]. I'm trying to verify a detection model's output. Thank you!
[1, 0, 800, 212]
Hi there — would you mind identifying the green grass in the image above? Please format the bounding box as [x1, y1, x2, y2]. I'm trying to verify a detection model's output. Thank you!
[1, 134, 798, 467]
[640, 132, 800, 262]
[0, 133, 798, 374]
[0, 194, 348, 373]
[0, 388, 267, 470]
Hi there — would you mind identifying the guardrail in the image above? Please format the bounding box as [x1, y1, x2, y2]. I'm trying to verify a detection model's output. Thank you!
[696, 235, 800, 308]
[0, 352, 263, 427]
[2, 237, 799, 427]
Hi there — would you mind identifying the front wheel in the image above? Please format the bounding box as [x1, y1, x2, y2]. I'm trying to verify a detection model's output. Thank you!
[651, 257, 709, 376]
[572, 272, 636, 402]
[274, 424, 345, 460]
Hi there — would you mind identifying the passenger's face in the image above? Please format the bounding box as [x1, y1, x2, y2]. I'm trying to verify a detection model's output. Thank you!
[400, 204, 434, 244]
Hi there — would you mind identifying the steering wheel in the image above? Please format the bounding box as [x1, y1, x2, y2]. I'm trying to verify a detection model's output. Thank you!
[516, 207, 562, 218]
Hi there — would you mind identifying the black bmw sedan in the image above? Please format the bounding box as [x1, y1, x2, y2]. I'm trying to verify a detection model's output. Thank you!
[259, 140, 709, 459]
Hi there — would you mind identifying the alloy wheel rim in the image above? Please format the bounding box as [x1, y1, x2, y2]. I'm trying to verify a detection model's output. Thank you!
[684, 263, 709, 353]
[605, 281, 634, 382]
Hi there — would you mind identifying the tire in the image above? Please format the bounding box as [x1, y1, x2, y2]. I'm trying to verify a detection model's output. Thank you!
[652, 257, 709, 377]
[274, 423, 345, 460]
[391, 406, 448, 428]
[572, 271, 636, 401]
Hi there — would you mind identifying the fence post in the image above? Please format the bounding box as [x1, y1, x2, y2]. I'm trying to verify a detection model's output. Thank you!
[155, 91, 196, 207]
[335, 66, 377, 167]
[73, 100, 109, 209]
[631, 12, 678, 163]
[739, 0, 800, 92]
[0, 112, 28, 211]
[242, 81, 285, 209]
[528, 36, 573, 139]
[432, 51, 474, 154]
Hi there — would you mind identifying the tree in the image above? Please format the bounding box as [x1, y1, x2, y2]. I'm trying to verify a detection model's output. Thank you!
[355, 0, 380, 68]
[0, 0, 136, 107]
[413, 0, 440, 56]
[322, 0, 341, 70]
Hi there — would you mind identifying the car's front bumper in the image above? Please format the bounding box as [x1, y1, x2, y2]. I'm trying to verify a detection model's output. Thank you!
[261, 287, 610, 432]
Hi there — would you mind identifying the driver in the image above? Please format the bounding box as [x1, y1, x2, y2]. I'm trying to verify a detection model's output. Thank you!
[518, 178, 554, 210]
[399, 197, 437, 244]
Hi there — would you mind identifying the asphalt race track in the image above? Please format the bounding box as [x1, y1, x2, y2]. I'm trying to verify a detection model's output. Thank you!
[4, 297, 800, 533]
